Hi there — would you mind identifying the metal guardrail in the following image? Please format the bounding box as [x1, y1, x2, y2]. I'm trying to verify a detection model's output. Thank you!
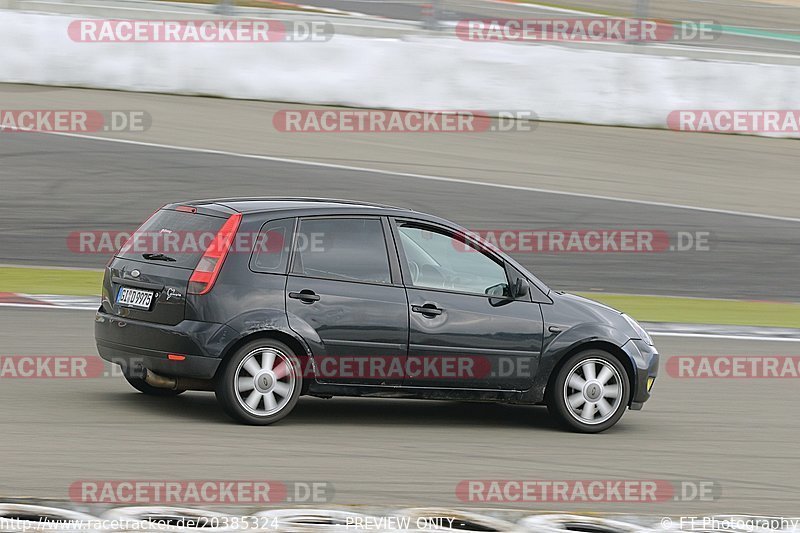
[5, 0, 800, 65]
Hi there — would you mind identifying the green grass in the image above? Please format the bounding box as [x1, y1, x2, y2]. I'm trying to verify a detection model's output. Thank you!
[0, 267, 103, 296]
[1, 267, 797, 328]
[578, 293, 800, 329]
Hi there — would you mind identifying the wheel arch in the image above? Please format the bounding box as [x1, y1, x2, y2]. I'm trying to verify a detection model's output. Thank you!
[544, 340, 636, 406]
[217, 328, 311, 378]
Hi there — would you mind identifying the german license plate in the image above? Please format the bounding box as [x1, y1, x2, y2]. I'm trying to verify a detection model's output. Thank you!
[117, 286, 154, 310]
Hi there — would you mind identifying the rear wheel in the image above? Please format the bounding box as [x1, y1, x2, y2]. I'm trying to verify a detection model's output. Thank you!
[215, 339, 302, 425]
[122, 371, 185, 397]
[547, 349, 630, 433]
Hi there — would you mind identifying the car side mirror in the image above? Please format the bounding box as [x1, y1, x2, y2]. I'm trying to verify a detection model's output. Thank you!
[511, 277, 529, 299]
[485, 282, 508, 297]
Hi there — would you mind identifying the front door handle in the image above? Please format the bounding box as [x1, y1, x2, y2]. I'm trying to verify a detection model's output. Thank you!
[289, 290, 320, 303]
[411, 304, 443, 316]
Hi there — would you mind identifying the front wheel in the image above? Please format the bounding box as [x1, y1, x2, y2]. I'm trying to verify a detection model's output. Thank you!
[215, 339, 302, 425]
[548, 350, 630, 433]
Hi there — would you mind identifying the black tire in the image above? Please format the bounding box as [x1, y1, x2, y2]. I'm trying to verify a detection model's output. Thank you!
[547, 349, 630, 433]
[215, 339, 302, 425]
[123, 371, 185, 397]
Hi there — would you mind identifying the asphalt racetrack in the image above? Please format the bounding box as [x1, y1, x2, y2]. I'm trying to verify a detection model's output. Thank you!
[0, 130, 797, 301]
[0, 307, 798, 514]
[0, 87, 799, 516]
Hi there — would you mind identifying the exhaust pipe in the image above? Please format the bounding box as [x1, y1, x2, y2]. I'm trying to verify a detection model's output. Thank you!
[144, 369, 215, 392]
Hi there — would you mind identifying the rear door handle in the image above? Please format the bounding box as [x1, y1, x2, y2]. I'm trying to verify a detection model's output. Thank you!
[412, 304, 443, 316]
[289, 290, 320, 303]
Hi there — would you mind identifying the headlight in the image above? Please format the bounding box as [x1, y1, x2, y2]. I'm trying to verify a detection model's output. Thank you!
[622, 314, 653, 346]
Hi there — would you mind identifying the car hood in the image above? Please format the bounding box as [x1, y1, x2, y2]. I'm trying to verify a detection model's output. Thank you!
[548, 291, 630, 332]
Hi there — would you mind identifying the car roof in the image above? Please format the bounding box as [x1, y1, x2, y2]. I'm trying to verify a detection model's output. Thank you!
[183, 197, 411, 215]
[167, 197, 552, 296]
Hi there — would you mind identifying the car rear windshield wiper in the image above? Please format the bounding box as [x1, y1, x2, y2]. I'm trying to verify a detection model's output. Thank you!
[142, 253, 177, 262]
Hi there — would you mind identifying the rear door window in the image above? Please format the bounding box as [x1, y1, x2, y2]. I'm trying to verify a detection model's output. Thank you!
[291, 217, 392, 284]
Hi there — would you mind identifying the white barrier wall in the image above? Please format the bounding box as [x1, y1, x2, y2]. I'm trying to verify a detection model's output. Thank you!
[3, 11, 800, 136]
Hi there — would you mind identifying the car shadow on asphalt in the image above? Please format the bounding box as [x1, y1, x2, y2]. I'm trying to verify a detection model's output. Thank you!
[98, 390, 565, 431]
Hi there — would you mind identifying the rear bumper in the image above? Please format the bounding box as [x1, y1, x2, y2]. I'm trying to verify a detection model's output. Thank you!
[94, 309, 238, 379]
[623, 339, 659, 410]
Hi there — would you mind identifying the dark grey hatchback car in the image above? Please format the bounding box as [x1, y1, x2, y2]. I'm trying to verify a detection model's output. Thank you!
[95, 197, 658, 433]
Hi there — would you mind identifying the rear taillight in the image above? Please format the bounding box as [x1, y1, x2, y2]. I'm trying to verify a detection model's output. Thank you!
[188, 213, 242, 295]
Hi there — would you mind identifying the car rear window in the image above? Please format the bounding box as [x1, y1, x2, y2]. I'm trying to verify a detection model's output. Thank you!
[117, 209, 227, 269]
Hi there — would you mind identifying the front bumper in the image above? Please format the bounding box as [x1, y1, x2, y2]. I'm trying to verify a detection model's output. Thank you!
[94, 309, 238, 379]
[623, 339, 659, 410]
